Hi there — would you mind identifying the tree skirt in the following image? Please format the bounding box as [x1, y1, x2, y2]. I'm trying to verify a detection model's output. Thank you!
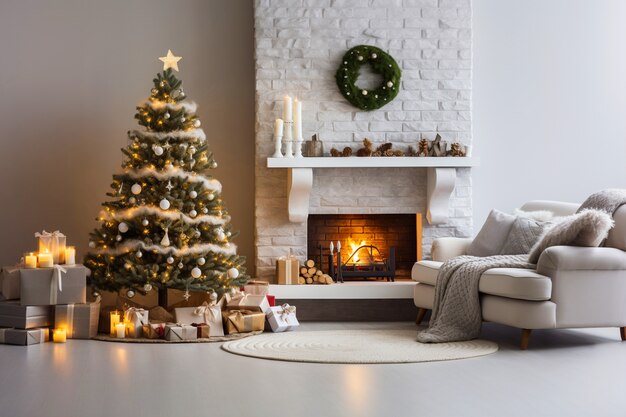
[221, 329, 498, 364]
[93, 330, 262, 343]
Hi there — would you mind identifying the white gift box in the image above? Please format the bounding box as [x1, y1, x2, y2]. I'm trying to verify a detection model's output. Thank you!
[174, 301, 224, 337]
[226, 293, 270, 314]
[124, 307, 149, 338]
[266, 304, 299, 332]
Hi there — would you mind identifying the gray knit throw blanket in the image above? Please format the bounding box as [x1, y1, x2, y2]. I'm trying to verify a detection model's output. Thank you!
[416, 254, 533, 343]
[576, 189, 626, 215]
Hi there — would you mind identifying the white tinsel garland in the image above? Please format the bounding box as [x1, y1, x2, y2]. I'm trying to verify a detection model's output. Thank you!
[129, 128, 206, 142]
[123, 166, 222, 193]
[141, 99, 198, 113]
[91, 240, 237, 257]
[100, 206, 229, 226]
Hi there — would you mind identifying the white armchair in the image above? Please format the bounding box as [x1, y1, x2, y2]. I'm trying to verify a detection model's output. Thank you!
[412, 201, 626, 349]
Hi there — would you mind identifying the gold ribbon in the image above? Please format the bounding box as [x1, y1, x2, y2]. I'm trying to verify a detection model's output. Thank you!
[193, 301, 219, 324]
[124, 307, 148, 325]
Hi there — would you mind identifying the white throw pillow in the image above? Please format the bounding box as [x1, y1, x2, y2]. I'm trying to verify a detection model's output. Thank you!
[513, 209, 555, 222]
[467, 209, 516, 257]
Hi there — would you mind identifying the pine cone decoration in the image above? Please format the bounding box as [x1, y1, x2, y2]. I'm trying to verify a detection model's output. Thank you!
[449, 142, 465, 157]
[342, 146, 353, 157]
[384, 149, 395, 157]
[330, 147, 340, 157]
[375, 142, 393, 154]
[356, 138, 373, 156]
[417, 138, 429, 157]
[407, 145, 416, 156]
[394, 149, 404, 156]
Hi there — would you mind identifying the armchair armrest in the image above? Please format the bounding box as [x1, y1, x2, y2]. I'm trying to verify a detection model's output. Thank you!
[537, 246, 626, 274]
[431, 237, 473, 262]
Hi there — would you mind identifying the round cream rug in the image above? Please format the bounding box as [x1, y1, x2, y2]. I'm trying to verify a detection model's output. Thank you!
[221, 329, 498, 364]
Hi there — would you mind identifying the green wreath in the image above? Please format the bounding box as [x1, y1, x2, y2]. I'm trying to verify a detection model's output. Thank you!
[335, 45, 401, 111]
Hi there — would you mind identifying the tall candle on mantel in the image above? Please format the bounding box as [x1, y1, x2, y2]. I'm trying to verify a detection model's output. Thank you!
[274, 118, 284, 137]
[294, 99, 302, 140]
[283, 96, 292, 122]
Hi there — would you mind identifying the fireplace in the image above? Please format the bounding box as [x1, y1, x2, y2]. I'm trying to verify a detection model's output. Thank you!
[307, 214, 423, 281]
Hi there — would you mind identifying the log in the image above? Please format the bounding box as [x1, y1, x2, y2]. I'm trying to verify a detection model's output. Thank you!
[306, 259, 315, 268]
[300, 267, 308, 275]
[316, 270, 323, 276]
[297, 277, 306, 285]
[307, 267, 317, 275]
[306, 278, 313, 284]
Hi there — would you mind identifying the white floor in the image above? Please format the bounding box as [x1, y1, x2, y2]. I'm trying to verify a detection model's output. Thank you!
[1, 322, 625, 417]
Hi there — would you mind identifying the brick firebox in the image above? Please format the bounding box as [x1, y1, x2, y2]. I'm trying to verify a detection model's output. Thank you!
[307, 214, 423, 281]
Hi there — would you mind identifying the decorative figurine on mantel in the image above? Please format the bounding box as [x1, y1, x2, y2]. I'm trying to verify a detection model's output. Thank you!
[303, 134, 323, 157]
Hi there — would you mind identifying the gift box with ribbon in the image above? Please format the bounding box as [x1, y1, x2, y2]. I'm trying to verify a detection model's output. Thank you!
[124, 307, 149, 338]
[276, 256, 300, 285]
[1, 267, 21, 300]
[55, 301, 100, 339]
[226, 293, 270, 314]
[266, 304, 299, 333]
[19, 265, 86, 306]
[243, 280, 270, 296]
[164, 323, 197, 341]
[0, 327, 49, 345]
[174, 300, 224, 337]
[0, 300, 53, 329]
[142, 322, 166, 339]
[35, 230, 67, 264]
[223, 309, 266, 335]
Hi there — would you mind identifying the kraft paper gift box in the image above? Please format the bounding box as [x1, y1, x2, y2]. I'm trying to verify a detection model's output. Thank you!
[0, 301, 53, 329]
[142, 322, 166, 339]
[124, 307, 149, 338]
[243, 280, 270, 296]
[55, 302, 100, 339]
[266, 304, 299, 333]
[0, 328, 49, 345]
[192, 323, 210, 339]
[174, 301, 224, 337]
[1, 267, 21, 300]
[276, 257, 299, 285]
[20, 265, 87, 306]
[35, 230, 67, 264]
[223, 309, 266, 335]
[164, 324, 197, 341]
[226, 294, 270, 314]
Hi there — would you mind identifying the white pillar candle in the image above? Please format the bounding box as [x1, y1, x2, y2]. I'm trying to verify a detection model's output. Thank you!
[110, 311, 121, 337]
[283, 96, 292, 122]
[64, 247, 76, 265]
[274, 118, 284, 137]
[38, 250, 53, 268]
[24, 253, 37, 269]
[116, 323, 126, 339]
[294, 99, 302, 140]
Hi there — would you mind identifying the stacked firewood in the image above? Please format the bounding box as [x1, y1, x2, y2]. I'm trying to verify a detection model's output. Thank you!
[298, 259, 334, 285]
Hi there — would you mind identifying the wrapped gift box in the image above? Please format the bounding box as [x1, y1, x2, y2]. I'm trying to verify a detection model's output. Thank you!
[174, 301, 224, 337]
[226, 294, 270, 314]
[192, 323, 210, 339]
[243, 280, 270, 296]
[164, 324, 197, 341]
[266, 304, 299, 333]
[0, 301, 53, 329]
[276, 257, 299, 285]
[55, 302, 100, 339]
[1, 267, 21, 300]
[142, 322, 166, 339]
[20, 265, 86, 306]
[0, 328, 49, 345]
[223, 309, 265, 335]
[35, 230, 67, 264]
[124, 307, 149, 338]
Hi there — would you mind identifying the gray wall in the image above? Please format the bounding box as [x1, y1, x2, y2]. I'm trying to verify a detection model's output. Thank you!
[0, 1, 255, 273]
[473, 0, 626, 226]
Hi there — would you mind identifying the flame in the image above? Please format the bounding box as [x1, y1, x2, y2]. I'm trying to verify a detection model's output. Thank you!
[348, 239, 367, 263]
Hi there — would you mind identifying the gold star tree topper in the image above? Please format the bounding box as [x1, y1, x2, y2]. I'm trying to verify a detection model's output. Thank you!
[159, 49, 182, 71]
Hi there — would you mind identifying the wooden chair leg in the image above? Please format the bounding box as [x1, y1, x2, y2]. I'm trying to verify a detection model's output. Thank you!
[416, 308, 428, 325]
[620, 327, 626, 341]
[520, 329, 532, 350]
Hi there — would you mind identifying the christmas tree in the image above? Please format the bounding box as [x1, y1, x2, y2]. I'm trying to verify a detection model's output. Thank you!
[85, 50, 247, 304]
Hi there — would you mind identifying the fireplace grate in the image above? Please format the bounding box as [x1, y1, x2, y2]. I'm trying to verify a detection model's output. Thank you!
[324, 244, 396, 283]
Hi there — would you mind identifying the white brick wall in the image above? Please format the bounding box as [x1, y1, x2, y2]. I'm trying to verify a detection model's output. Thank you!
[254, 0, 473, 280]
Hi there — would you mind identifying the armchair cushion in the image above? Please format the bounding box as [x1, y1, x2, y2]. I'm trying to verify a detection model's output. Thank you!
[467, 209, 516, 257]
[411, 260, 442, 285]
[528, 209, 614, 263]
[537, 246, 626, 273]
[431, 237, 473, 262]
[606, 205, 626, 251]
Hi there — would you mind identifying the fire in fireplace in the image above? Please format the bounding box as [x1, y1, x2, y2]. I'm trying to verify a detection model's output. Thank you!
[307, 214, 422, 281]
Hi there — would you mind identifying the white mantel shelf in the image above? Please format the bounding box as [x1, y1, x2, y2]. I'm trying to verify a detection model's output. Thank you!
[266, 156, 480, 224]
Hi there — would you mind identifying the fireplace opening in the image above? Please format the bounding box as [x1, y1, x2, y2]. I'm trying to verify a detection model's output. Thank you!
[307, 214, 422, 281]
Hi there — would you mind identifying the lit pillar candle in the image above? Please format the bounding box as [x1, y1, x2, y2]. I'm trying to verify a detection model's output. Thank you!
[116, 323, 126, 339]
[37, 250, 53, 268]
[110, 311, 121, 337]
[24, 253, 37, 269]
[64, 247, 76, 265]
[53, 329, 67, 343]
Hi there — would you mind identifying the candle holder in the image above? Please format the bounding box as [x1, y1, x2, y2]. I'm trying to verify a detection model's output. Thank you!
[294, 137, 304, 158]
[272, 134, 283, 158]
[284, 121, 294, 158]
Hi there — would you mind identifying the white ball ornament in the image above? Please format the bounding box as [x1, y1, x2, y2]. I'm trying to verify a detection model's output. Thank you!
[209, 292, 218, 302]
[181, 117, 186, 123]
[88, 241, 95, 249]
[136, 250, 143, 258]
[189, 190, 198, 199]
[193, 120, 201, 128]
[142, 218, 149, 226]
[116, 234, 122, 242]
[124, 262, 132, 270]
[197, 257, 206, 266]
[217, 231, 226, 240]
[118, 222, 129, 233]
[153, 145, 164, 156]
[362, 90, 368, 96]
[166, 256, 174, 264]
[191, 267, 202, 278]
[164, 112, 170, 119]
[131, 183, 142, 195]
[178, 262, 184, 269]
[188, 146, 196, 155]
[189, 209, 197, 218]
[159, 198, 171, 210]
[386, 81, 394, 88]
[210, 161, 218, 169]
[202, 208, 208, 214]
[357, 55, 363, 61]
[129, 197, 136, 204]
[194, 230, 201, 238]
[226, 231, 231, 237]
[371, 53, 377, 59]
[227, 268, 239, 279]
[143, 283, 153, 292]
[126, 290, 135, 299]
[208, 194, 215, 201]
